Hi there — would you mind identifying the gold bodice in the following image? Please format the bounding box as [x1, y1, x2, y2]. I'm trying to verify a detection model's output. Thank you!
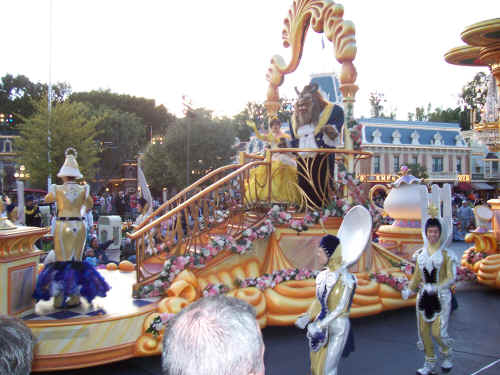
[308, 274, 349, 320]
[45, 183, 93, 217]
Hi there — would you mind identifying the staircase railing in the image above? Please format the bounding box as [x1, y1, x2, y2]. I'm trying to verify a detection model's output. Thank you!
[129, 160, 270, 288]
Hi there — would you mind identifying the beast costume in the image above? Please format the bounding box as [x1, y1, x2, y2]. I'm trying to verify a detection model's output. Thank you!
[291, 88, 344, 208]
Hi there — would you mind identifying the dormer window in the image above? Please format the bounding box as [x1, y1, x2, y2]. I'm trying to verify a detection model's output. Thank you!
[411, 130, 420, 145]
[433, 132, 443, 146]
[372, 129, 382, 143]
[392, 130, 401, 144]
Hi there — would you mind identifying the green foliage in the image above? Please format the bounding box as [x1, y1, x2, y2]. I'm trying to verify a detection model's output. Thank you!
[70, 90, 176, 138]
[460, 72, 487, 111]
[369, 91, 386, 118]
[233, 97, 294, 141]
[0, 74, 71, 125]
[93, 107, 147, 178]
[407, 163, 428, 180]
[14, 100, 100, 187]
[142, 108, 236, 191]
[427, 107, 461, 123]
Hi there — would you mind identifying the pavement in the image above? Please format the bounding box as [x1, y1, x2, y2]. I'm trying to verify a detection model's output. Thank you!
[36, 241, 500, 375]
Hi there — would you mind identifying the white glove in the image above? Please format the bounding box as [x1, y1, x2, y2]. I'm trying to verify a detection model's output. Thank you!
[401, 288, 411, 300]
[295, 313, 311, 329]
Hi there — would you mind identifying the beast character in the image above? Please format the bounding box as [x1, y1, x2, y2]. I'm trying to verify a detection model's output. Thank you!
[291, 83, 344, 208]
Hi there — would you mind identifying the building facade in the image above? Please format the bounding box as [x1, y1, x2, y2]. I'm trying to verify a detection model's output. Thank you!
[358, 118, 472, 184]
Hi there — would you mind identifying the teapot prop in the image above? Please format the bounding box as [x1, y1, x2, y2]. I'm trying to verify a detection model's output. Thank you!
[369, 166, 428, 228]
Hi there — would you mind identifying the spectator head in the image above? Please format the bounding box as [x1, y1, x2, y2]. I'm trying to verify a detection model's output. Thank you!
[0, 315, 35, 375]
[90, 236, 98, 249]
[162, 295, 265, 375]
[25, 195, 34, 207]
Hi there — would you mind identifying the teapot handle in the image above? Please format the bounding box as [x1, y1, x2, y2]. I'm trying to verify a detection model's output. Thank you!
[368, 184, 389, 208]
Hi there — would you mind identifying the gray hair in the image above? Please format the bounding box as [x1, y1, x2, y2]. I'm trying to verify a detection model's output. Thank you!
[162, 295, 264, 375]
[0, 315, 35, 375]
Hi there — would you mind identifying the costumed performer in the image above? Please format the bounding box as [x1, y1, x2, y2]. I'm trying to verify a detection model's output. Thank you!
[295, 235, 356, 375]
[402, 187, 456, 375]
[33, 148, 110, 308]
[245, 117, 300, 204]
[291, 83, 344, 209]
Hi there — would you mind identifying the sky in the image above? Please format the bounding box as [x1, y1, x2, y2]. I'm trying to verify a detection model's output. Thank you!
[2, 0, 499, 120]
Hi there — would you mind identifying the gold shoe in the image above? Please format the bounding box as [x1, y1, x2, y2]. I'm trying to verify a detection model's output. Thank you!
[66, 295, 81, 308]
[53, 295, 64, 309]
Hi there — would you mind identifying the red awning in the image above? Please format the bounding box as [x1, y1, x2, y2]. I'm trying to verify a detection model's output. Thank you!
[454, 182, 473, 192]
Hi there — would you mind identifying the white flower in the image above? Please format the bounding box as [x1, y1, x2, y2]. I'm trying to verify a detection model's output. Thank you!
[202, 248, 210, 257]
[160, 271, 167, 277]
[324, 209, 331, 217]
[272, 205, 280, 212]
[154, 280, 163, 288]
[243, 229, 252, 237]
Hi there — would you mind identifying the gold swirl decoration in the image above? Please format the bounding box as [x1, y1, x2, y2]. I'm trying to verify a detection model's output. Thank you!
[265, 0, 358, 117]
[464, 232, 498, 254]
[461, 248, 481, 273]
[227, 287, 267, 327]
[135, 270, 199, 356]
[477, 255, 500, 289]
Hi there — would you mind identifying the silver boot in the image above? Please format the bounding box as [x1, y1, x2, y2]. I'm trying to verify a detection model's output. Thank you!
[416, 357, 437, 375]
[441, 350, 453, 373]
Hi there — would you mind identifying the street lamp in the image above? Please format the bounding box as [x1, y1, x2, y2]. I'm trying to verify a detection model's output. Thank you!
[14, 165, 30, 226]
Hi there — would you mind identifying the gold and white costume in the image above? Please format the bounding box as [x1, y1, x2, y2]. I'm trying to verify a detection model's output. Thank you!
[296, 206, 372, 375]
[45, 182, 93, 261]
[403, 185, 456, 375]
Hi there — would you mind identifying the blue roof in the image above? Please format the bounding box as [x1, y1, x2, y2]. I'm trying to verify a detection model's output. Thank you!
[364, 126, 461, 146]
[360, 118, 460, 129]
[310, 75, 342, 103]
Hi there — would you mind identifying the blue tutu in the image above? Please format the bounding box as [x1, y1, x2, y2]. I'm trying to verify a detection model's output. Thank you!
[33, 261, 111, 307]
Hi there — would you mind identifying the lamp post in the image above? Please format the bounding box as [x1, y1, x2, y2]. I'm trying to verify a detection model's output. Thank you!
[14, 165, 30, 225]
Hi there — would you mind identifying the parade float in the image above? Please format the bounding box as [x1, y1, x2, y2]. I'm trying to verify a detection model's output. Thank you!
[445, 18, 500, 290]
[8, 0, 457, 371]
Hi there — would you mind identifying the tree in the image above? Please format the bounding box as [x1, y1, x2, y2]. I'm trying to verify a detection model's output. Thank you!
[427, 107, 461, 123]
[233, 97, 295, 141]
[70, 90, 176, 139]
[369, 92, 386, 118]
[458, 71, 488, 130]
[14, 100, 100, 187]
[93, 107, 148, 179]
[142, 108, 237, 191]
[0, 74, 71, 125]
[407, 163, 429, 180]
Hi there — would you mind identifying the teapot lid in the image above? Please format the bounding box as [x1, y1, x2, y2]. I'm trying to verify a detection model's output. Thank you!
[391, 165, 422, 188]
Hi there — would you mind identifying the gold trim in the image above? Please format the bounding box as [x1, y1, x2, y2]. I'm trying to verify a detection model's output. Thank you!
[32, 342, 135, 372]
[26, 303, 156, 328]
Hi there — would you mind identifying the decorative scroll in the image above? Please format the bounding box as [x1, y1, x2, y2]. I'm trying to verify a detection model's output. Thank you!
[265, 0, 358, 118]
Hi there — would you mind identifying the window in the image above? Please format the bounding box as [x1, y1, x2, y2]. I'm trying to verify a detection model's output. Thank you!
[432, 157, 443, 172]
[412, 155, 418, 165]
[4, 141, 11, 153]
[373, 156, 381, 174]
[394, 156, 400, 173]
[456, 158, 462, 173]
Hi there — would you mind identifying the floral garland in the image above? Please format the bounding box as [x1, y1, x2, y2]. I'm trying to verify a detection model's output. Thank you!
[466, 250, 488, 265]
[369, 272, 409, 291]
[235, 268, 320, 291]
[202, 283, 230, 297]
[267, 205, 330, 232]
[347, 119, 363, 150]
[136, 220, 275, 298]
[371, 264, 478, 292]
[456, 266, 477, 282]
[145, 312, 174, 337]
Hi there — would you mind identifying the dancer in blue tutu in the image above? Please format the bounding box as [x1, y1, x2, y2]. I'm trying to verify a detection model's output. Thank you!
[33, 148, 110, 308]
